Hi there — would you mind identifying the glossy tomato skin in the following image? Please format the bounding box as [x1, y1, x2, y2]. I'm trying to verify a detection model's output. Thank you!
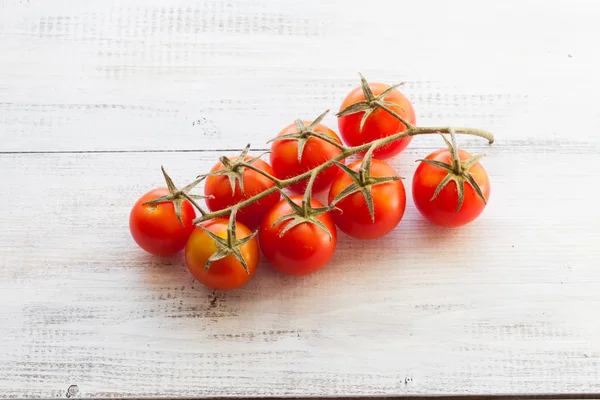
[204, 156, 280, 230]
[328, 159, 406, 239]
[270, 122, 344, 194]
[185, 219, 259, 290]
[259, 196, 337, 276]
[338, 83, 416, 159]
[412, 149, 490, 228]
[129, 188, 196, 256]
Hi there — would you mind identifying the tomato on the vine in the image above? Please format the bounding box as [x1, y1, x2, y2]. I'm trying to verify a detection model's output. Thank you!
[259, 196, 337, 276]
[204, 154, 280, 230]
[185, 218, 259, 290]
[129, 188, 196, 256]
[328, 159, 406, 240]
[337, 79, 416, 159]
[412, 148, 490, 228]
[270, 116, 344, 194]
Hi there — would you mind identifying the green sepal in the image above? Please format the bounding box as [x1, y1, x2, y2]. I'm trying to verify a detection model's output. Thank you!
[199, 210, 257, 274]
[336, 73, 407, 133]
[422, 132, 488, 212]
[143, 166, 211, 226]
[329, 147, 402, 223]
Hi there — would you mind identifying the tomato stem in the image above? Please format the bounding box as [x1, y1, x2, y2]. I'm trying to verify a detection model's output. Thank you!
[238, 161, 282, 187]
[180, 191, 208, 216]
[374, 101, 415, 129]
[143, 167, 211, 225]
[411, 126, 494, 144]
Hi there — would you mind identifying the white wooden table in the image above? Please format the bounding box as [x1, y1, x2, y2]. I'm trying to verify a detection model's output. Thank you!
[2, 0, 600, 398]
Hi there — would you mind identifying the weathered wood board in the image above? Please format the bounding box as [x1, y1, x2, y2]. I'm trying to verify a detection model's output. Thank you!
[1, 0, 599, 398]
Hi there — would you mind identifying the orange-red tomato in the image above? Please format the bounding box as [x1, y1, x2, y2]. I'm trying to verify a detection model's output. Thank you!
[259, 196, 337, 276]
[412, 148, 490, 227]
[338, 82, 416, 159]
[129, 188, 196, 255]
[204, 156, 280, 230]
[328, 159, 406, 239]
[185, 219, 259, 290]
[270, 122, 344, 194]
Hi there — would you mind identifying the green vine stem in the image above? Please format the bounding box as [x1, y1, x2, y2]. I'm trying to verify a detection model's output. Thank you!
[190, 122, 494, 225]
[144, 74, 496, 226]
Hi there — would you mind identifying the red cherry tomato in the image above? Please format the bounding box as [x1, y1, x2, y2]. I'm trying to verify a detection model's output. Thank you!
[412, 148, 490, 227]
[259, 196, 337, 276]
[204, 155, 280, 230]
[129, 188, 196, 255]
[270, 122, 344, 194]
[328, 159, 406, 239]
[338, 82, 416, 159]
[185, 219, 259, 290]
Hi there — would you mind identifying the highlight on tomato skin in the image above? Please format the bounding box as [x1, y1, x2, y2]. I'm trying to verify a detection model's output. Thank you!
[270, 121, 345, 195]
[337, 82, 416, 160]
[258, 196, 337, 276]
[203, 155, 280, 231]
[129, 188, 196, 256]
[412, 148, 491, 228]
[184, 219, 259, 290]
[328, 159, 406, 240]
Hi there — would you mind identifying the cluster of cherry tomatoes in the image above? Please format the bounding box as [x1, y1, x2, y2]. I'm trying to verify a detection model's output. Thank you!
[129, 75, 491, 290]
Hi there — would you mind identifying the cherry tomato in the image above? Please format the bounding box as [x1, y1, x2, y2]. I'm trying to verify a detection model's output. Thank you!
[204, 155, 280, 230]
[412, 148, 490, 227]
[129, 188, 196, 256]
[259, 196, 337, 276]
[328, 159, 406, 239]
[185, 219, 259, 290]
[338, 82, 416, 159]
[270, 122, 344, 194]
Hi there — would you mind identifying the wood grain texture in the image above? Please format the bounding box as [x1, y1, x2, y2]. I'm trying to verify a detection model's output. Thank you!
[1, 0, 599, 152]
[2, 149, 600, 398]
[1, 0, 600, 398]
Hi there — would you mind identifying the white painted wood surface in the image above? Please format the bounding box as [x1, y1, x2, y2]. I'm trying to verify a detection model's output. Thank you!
[1, 0, 600, 398]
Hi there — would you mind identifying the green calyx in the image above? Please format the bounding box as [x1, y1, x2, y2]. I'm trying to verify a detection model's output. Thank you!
[199, 209, 257, 273]
[143, 166, 211, 225]
[198, 144, 270, 196]
[267, 109, 344, 163]
[417, 129, 488, 212]
[329, 146, 401, 223]
[271, 172, 336, 240]
[336, 73, 409, 132]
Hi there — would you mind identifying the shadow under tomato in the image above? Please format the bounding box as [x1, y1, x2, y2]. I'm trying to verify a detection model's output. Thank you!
[134, 250, 252, 320]
[131, 213, 465, 321]
[405, 216, 461, 249]
[135, 251, 190, 287]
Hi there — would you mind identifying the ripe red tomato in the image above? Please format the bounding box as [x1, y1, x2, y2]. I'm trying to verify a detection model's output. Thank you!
[259, 196, 337, 276]
[129, 188, 196, 255]
[328, 159, 406, 239]
[338, 82, 416, 159]
[185, 218, 259, 290]
[270, 122, 344, 194]
[412, 148, 490, 227]
[204, 155, 280, 230]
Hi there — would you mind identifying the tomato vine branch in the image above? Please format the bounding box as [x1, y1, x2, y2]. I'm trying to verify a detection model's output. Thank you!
[146, 73, 495, 226]
[190, 121, 494, 225]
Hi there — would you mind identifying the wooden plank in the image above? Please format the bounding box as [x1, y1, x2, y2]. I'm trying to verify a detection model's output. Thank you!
[2, 0, 600, 397]
[1, 0, 599, 152]
[1, 147, 599, 398]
